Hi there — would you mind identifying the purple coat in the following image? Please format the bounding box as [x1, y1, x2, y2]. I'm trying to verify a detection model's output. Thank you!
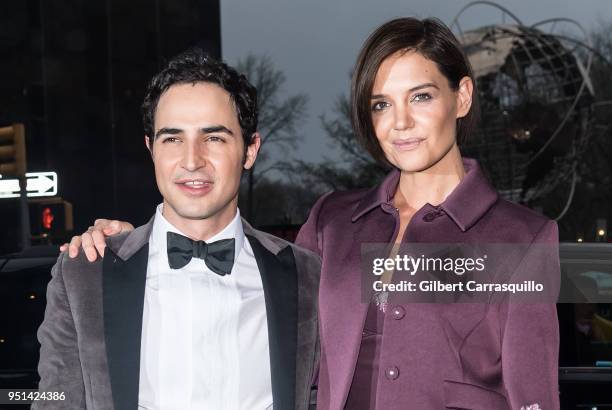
[296, 158, 560, 410]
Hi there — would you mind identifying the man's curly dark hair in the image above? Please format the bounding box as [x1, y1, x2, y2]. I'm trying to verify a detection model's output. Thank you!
[142, 48, 258, 149]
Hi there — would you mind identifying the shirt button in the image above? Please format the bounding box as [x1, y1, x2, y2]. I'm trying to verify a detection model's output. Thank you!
[385, 366, 400, 380]
[391, 305, 406, 320]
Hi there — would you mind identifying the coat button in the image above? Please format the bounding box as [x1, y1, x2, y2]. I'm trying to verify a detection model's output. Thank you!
[423, 208, 445, 222]
[423, 212, 436, 222]
[381, 203, 397, 213]
[391, 305, 406, 320]
[385, 366, 400, 380]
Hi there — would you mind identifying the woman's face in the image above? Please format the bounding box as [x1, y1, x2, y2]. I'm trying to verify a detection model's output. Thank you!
[370, 50, 472, 172]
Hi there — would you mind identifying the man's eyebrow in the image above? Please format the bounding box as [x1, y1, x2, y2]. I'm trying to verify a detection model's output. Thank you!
[155, 127, 182, 138]
[371, 82, 439, 99]
[154, 125, 234, 138]
[201, 125, 234, 136]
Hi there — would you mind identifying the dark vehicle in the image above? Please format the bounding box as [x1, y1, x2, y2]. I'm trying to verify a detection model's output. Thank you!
[0, 246, 58, 391]
[559, 242, 612, 409]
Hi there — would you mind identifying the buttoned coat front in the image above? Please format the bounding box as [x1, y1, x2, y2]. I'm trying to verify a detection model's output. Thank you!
[296, 158, 560, 410]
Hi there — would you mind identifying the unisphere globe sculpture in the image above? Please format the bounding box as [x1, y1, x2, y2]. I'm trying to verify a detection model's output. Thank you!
[451, 2, 608, 220]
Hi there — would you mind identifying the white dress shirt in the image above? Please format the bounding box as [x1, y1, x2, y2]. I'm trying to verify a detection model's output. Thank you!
[138, 205, 273, 409]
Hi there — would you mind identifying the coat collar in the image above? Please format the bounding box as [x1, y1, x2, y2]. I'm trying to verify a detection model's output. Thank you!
[351, 157, 499, 232]
[107, 215, 154, 261]
[107, 215, 289, 261]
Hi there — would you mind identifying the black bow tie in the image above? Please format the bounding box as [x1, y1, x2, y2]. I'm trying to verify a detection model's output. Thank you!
[166, 231, 235, 276]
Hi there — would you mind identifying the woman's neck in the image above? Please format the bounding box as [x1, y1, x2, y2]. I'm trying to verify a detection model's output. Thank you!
[394, 144, 465, 212]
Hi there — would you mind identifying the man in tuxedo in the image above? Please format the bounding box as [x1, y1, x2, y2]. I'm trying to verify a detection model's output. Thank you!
[35, 49, 320, 410]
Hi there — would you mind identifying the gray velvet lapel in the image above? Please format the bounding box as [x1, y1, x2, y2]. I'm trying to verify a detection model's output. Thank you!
[242, 218, 285, 255]
[107, 216, 155, 261]
[103, 216, 153, 410]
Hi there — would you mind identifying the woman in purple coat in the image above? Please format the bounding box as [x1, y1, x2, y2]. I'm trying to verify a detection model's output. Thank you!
[293, 18, 560, 410]
[66, 17, 560, 410]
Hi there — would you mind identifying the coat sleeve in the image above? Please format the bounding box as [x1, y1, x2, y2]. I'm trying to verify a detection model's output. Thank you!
[34, 253, 86, 409]
[295, 191, 333, 256]
[499, 220, 560, 410]
[295, 191, 333, 392]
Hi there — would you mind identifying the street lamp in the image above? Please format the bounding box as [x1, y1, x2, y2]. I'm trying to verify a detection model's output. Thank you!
[596, 219, 607, 242]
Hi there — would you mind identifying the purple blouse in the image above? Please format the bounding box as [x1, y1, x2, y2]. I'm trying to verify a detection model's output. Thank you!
[345, 302, 385, 409]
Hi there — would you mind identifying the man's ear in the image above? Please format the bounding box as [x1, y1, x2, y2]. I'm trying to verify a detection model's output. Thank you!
[243, 132, 261, 170]
[145, 135, 153, 157]
[456, 76, 474, 119]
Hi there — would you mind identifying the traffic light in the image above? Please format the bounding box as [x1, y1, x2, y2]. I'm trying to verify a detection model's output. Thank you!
[42, 207, 54, 230]
[29, 198, 73, 242]
[0, 123, 27, 177]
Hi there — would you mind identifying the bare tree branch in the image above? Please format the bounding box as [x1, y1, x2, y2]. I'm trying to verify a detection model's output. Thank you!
[235, 53, 309, 221]
[281, 90, 387, 192]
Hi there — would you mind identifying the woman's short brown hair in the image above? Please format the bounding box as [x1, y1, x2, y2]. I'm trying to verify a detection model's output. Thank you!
[351, 17, 480, 166]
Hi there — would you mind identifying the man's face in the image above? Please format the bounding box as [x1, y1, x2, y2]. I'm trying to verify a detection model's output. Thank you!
[146, 82, 259, 234]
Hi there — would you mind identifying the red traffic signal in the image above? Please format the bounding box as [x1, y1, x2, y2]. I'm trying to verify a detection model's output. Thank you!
[42, 207, 55, 230]
[29, 198, 73, 239]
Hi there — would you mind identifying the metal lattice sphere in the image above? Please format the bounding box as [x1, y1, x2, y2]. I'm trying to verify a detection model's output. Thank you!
[451, 2, 607, 219]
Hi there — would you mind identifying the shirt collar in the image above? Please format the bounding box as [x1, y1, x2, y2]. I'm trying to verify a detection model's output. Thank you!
[351, 157, 499, 232]
[151, 204, 245, 259]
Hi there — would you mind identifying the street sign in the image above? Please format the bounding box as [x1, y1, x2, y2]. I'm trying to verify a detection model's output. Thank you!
[0, 172, 58, 198]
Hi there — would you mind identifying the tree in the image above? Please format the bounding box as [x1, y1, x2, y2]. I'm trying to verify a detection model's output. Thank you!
[280, 94, 387, 194]
[238, 178, 321, 226]
[236, 54, 308, 221]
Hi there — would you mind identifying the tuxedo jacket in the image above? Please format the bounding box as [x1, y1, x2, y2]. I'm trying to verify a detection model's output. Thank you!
[35, 216, 321, 410]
